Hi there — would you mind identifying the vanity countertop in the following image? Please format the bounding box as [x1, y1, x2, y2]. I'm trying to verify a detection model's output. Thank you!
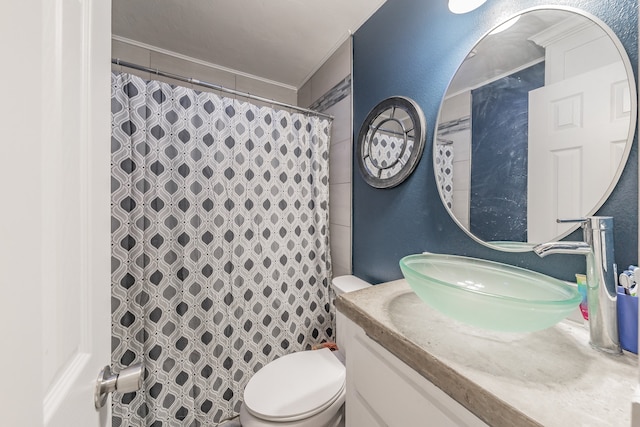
[335, 279, 638, 427]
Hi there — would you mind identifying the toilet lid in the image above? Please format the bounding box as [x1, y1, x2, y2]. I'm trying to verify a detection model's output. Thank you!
[243, 348, 346, 422]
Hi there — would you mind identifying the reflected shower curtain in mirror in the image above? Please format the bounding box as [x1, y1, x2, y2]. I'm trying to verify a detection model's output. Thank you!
[110, 72, 333, 426]
[435, 142, 454, 209]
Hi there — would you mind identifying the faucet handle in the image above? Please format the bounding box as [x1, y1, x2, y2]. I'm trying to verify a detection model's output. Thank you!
[556, 218, 587, 223]
[558, 216, 613, 230]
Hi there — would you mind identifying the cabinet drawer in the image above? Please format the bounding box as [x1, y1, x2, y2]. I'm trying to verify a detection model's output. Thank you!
[347, 391, 386, 427]
[348, 330, 487, 427]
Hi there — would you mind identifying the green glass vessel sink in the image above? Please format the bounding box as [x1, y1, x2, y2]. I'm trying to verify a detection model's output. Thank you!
[399, 253, 581, 333]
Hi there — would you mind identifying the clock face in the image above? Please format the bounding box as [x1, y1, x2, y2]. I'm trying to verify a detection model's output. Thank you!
[357, 97, 426, 188]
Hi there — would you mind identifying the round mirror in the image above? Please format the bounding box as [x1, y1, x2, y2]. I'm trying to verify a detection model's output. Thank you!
[434, 7, 637, 251]
[358, 96, 426, 188]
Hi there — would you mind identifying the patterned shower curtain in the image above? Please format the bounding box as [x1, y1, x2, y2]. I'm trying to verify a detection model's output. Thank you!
[110, 72, 333, 426]
[369, 133, 414, 179]
[435, 142, 454, 209]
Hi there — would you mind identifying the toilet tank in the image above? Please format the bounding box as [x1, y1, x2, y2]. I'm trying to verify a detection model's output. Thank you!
[331, 275, 372, 362]
[331, 275, 371, 296]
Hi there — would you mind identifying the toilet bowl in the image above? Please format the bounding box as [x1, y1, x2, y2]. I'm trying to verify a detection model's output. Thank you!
[239, 275, 371, 427]
[239, 348, 346, 427]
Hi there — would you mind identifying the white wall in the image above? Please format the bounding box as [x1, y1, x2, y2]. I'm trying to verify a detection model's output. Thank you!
[438, 92, 471, 228]
[299, 39, 353, 277]
[112, 38, 297, 105]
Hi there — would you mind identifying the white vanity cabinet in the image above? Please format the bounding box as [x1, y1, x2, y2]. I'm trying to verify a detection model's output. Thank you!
[342, 316, 488, 427]
[336, 280, 638, 426]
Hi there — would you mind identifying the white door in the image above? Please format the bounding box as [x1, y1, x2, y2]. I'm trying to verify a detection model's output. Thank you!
[527, 61, 631, 242]
[0, 1, 112, 426]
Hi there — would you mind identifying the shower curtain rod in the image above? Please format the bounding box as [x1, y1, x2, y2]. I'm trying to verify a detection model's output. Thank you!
[112, 58, 333, 120]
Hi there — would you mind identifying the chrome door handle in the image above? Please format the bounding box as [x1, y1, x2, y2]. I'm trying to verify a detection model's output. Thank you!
[94, 363, 143, 409]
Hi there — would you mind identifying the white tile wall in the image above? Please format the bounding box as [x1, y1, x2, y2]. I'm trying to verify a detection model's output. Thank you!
[325, 94, 352, 144]
[452, 189, 470, 227]
[148, 50, 236, 89]
[111, 39, 296, 104]
[440, 92, 472, 229]
[112, 40, 151, 80]
[309, 41, 351, 103]
[330, 224, 352, 277]
[440, 92, 470, 122]
[236, 75, 297, 107]
[330, 137, 352, 185]
[297, 81, 312, 110]
[299, 38, 353, 277]
[329, 183, 351, 227]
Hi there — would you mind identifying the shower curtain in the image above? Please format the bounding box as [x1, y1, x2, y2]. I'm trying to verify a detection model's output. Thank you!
[435, 143, 454, 209]
[110, 72, 333, 426]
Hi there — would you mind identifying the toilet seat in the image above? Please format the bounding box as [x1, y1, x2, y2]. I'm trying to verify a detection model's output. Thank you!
[239, 390, 345, 427]
[243, 348, 346, 422]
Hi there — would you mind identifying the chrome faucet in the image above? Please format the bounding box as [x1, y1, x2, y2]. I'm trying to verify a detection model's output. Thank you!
[533, 217, 621, 354]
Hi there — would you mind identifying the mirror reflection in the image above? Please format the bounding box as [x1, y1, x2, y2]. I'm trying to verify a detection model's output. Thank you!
[435, 8, 636, 251]
[358, 97, 426, 188]
[365, 108, 415, 179]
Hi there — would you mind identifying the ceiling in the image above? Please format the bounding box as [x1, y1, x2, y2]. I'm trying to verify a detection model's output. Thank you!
[112, 0, 387, 89]
[446, 10, 570, 95]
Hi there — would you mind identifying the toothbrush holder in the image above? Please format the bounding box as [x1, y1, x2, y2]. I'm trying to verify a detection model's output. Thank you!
[616, 287, 638, 354]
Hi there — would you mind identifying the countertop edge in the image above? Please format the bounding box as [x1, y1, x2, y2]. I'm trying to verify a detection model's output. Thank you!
[335, 283, 543, 427]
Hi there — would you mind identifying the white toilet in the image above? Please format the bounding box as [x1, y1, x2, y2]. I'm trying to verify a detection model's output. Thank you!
[239, 275, 371, 427]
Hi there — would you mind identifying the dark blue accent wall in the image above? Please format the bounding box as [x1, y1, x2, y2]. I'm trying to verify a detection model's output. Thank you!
[353, 0, 638, 284]
[470, 62, 545, 242]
